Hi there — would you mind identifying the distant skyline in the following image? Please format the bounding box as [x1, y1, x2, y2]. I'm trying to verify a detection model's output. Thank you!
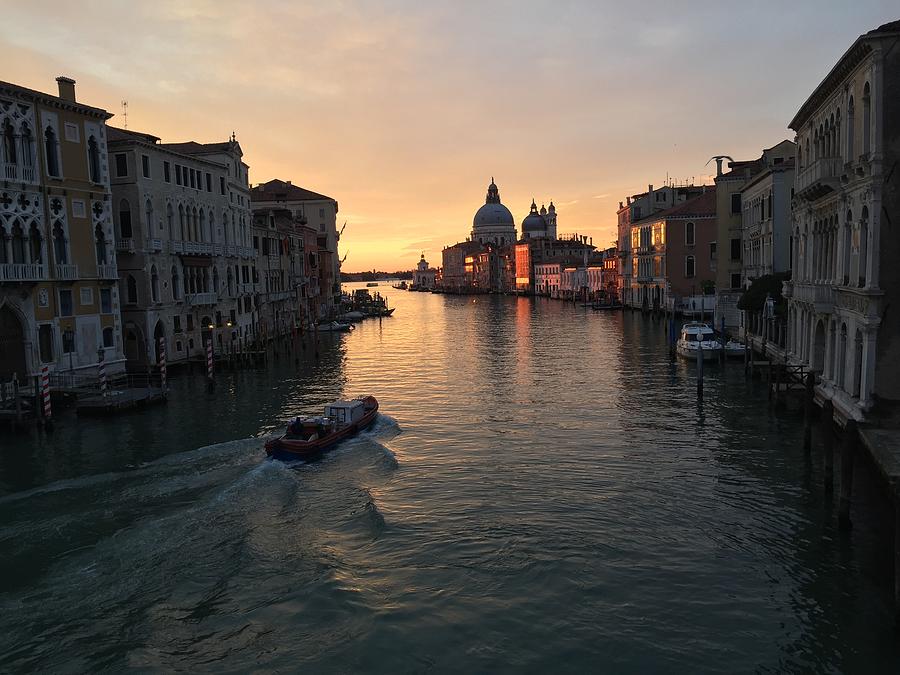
[3, 1, 897, 271]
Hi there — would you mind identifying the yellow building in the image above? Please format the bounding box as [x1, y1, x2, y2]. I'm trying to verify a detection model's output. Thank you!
[0, 77, 124, 382]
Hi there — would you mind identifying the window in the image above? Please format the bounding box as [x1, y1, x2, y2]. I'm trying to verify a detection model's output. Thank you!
[633, 206, 642, 219]
[44, 126, 60, 177]
[685, 222, 695, 246]
[189, 169, 195, 189]
[731, 273, 742, 289]
[862, 82, 871, 156]
[100, 288, 112, 314]
[118, 199, 132, 239]
[39, 324, 54, 363]
[730, 238, 741, 261]
[72, 199, 86, 218]
[319, 208, 325, 218]
[62, 328, 75, 354]
[151, 265, 160, 303]
[95, 224, 108, 264]
[64, 122, 79, 142]
[174, 316, 182, 333]
[220, 176, 226, 195]
[206, 173, 212, 192]
[730, 193, 741, 214]
[59, 289, 73, 316]
[685, 255, 696, 278]
[175, 165, 182, 186]
[164, 161, 171, 183]
[53, 222, 68, 264]
[141, 154, 150, 179]
[187, 314, 194, 331]
[102, 327, 114, 348]
[88, 136, 101, 182]
[126, 275, 138, 304]
[80, 287, 93, 305]
[115, 153, 128, 177]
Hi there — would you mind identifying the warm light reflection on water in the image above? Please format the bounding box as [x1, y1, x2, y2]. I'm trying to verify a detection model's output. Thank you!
[0, 283, 898, 672]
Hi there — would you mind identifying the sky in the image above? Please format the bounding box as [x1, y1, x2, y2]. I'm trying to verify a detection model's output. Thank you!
[3, 1, 898, 271]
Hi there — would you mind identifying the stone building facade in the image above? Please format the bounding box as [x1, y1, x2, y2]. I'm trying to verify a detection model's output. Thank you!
[107, 127, 255, 366]
[784, 20, 900, 419]
[0, 77, 125, 381]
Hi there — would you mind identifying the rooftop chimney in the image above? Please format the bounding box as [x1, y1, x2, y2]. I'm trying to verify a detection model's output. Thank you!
[286, 180, 292, 186]
[56, 76, 76, 102]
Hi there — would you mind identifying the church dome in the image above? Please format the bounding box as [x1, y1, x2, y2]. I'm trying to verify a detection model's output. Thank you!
[472, 178, 514, 229]
[521, 199, 547, 233]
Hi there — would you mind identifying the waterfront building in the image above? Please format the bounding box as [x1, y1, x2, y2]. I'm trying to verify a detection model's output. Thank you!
[0, 77, 125, 381]
[740, 144, 796, 286]
[250, 207, 319, 334]
[712, 142, 796, 332]
[784, 20, 900, 419]
[440, 240, 484, 292]
[534, 262, 562, 298]
[250, 179, 340, 317]
[630, 188, 717, 313]
[106, 127, 255, 366]
[413, 252, 436, 289]
[471, 178, 516, 247]
[617, 185, 706, 308]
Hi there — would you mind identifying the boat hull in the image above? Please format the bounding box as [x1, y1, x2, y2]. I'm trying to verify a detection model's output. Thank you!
[676, 343, 723, 361]
[265, 401, 379, 461]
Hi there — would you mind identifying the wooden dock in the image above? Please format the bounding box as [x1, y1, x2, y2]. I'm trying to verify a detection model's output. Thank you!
[76, 387, 167, 415]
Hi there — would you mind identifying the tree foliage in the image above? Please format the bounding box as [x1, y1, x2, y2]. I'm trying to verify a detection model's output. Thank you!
[736, 272, 791, 314]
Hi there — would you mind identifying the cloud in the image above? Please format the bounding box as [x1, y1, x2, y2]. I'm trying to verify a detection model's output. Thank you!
[592, 194, 610, 200]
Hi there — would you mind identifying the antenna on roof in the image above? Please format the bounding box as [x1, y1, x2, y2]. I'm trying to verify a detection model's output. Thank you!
[121, 100, 128, 130]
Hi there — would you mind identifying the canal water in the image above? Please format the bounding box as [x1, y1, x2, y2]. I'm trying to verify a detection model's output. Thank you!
[1, 284, 898, 672]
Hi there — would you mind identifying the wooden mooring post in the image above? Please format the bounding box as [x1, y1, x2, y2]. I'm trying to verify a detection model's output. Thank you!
[839, 419, 858, 530]
[696, 341, 704, 398]
[821, 399, 834, 491]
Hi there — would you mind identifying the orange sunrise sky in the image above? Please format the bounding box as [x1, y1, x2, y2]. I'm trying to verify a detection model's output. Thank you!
[3, 1, 897, 272]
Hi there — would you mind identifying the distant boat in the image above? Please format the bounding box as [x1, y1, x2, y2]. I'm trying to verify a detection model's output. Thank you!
[265, 395, 379, 461]
[366, 282, 379, 287]
[676, 322, 722, 360]
[317, 321, 354, 332]
[724, 340, 746, 358]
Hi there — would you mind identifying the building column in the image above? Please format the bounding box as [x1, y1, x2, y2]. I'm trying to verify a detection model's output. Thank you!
[859, 326, 877, 408]
[866, 190, 881, 290]
[823, 317, 833, 381]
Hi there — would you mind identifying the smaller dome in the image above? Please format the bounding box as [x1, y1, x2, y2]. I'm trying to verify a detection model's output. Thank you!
[522, 200, 547, 233]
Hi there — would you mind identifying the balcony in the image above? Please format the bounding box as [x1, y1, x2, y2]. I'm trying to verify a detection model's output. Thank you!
[224, 244, 237, 257]
[186, 292, 217, 306]
[170, 241, 215, 256]
[97, 263, 119, 280]
[3, 163, 36, 183]
[791, 282, 834, 313]
[55, 264, 79, 281]
[147, 238, 163, 252]
[0, 263, 46, 282]
[116, 238, 135, 253]
[795, 157, 842, 202]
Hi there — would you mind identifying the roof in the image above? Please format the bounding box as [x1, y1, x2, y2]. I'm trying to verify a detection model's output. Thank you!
[790, 21, 900, 129]
[251, 179, 334, 203]
[107, 126, 160, 144]
[633, 188, 717, 224]
[159, 140, 236, 155]
[0, 79, 112, 120]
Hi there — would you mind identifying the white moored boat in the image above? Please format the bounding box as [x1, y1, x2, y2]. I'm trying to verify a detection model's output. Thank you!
[676, 322, 722, 360]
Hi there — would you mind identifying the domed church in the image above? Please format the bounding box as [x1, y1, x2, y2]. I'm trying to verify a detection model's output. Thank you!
[471, 178, 517, 247]
[521, 200, 558, 240]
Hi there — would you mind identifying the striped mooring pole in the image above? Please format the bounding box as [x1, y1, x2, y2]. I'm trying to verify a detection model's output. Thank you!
[41, 365, 51, 421]
[206, 338, 214, 378]
[98, 349, 108, 396]
[159, 337, 167, 391]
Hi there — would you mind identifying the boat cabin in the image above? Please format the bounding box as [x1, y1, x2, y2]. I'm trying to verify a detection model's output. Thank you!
[286, 416, 333, 440]
[325, 400, 367, 427]
[680, 322, 715, 342]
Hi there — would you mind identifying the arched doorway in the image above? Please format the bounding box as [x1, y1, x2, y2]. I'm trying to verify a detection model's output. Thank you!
[813, 319, 826, 372]
[124, 323, 145, 363]
[0, 306, 27, 380]
[153, 320, 165, 364]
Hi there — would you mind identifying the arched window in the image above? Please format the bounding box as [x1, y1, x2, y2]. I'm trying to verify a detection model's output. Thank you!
[21, 124, 33, 170]
[126, 274, 138, 304]
[29, 223, 42, 264]
[862, 82, 871, 156]
[199, 209, 206, 242]
[0, 226, 8, 264]
[685, 255, 695, 278]
[178, 204, 185, 240]
[88, 135, 101, 183]
[166, 203, 174, 240]
[118, 198, 132, 239]
[151, 265, 160, 303]
[227, 267, 234, 296]
[842, 210, 852, 284]
[3, 120, 17, 165]
[44, 126, 59, 177]
[95, 224, 108, 264]
[11, 221, 25, 264]
[145, 199, 154, 231]
[191, 207, 198, 241]
[212, 267, 219, 295]
[859, 206, 869, 287]
[209, 211, 217, 244]
[685, 222, 695, 246]
[837, 324, 848, 389]
[172, 266, 181, 301]
[53, 222, 68, 265]
[847, 97, 855, 160]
